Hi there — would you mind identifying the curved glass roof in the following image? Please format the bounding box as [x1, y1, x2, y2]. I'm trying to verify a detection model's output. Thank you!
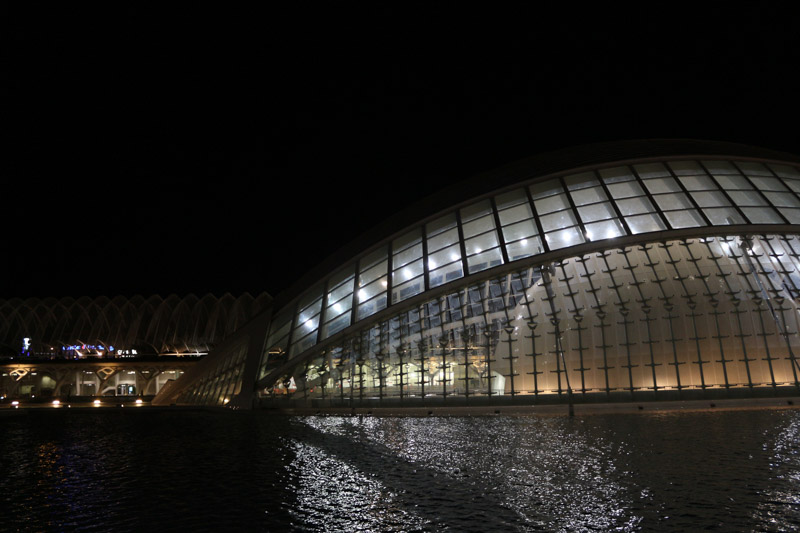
[264, 157, 800, 364]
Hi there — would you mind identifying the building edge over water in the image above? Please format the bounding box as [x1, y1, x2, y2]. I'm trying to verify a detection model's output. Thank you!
[152, 139, 800, 410]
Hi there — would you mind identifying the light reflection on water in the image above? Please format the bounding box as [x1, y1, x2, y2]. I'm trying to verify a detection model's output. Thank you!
[1, 408, 798, 531]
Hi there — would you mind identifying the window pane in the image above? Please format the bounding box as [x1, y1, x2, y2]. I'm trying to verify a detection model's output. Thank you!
[625, 213, 666, 234]
[668, 161, 705, 175]
[427, 227, 459, 253]
[462, 215, 496, 239]
[748, 176, 788, 191]
[393, 278, 424, 303]
[460, 200, 492, 223]
[633, 162, 670, 178]
[741, 207, 783, 224]
[598, 166, 634, 182]
[393, 229, 422, 253]
[506, 236, 543, 260]
[577, 202, 615, 223]
[691, 191, 730, 208]
[564, 172, 598, 189]
[498, 203, 533, 225]
[393, 242, 423, 269]
[357, 295, 386, 321]
[502, 219, 538, 242]
[702, 160, 739, 174]
[713, 174, 751, 190]
[357, 278, 387, 302]
[429, 261, 464, 288]
[467, 248, 503, 274]
[540, 210, 579, 232]
[736, 161, 771, 176]
[728, 190, 767, 206]
[764, 191, 800, 208]
[679, 175, 716, 190]
[529, 179, 563, 199]
[584, 219, 625, 241]
[534, 193, 570, 214]
[663, 209, 705, 228]
[392, 258, 424, 285]
[769, 164, 800, 179]
[606, 181, 645, 198]
[779, 208, 800, 223]
[570, 186, 606, 205]
[428, 244, 461, 270]
[494, 189, 528, 209]
[465, 231, 499, 255]
[426, 213, 457, 237]
[703, 208, 745, 225]
[643, 177, 681, 194]
[545, 227, 585, 249]
[616, 196, 656, 216]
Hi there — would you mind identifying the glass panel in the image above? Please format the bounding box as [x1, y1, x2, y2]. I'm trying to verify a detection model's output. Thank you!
[605, 180, 645, 198]
[783, 179, 800, 194]
[393, 242, 423, 269]
[703, 208, 746, 225]
[691, 191, 730, 208]
[679, 175, 716, 190]
[764, 191, 800, 208]
[461, 215, 496, 239]
[460, 200, 492, 223]
[728, 190, 767, 206]
[625, 213, 666, 234]
[741, 207, 783, 224]
[427, 227, 459, 254]
[701, 160, 739, 174]
[327, 273, 355, 305]
[540, 210, 579, 232]
[506, 236, 543, 260]
[545, 227, 585, 249]
[748, 176, 788, 191]
[357, 277, 387, 303]
[570, 186, 606, 205]
[598, 166, 634, 182]
[736, 161, 771, 176]
[713, 174, 751, 190]
[494, 188, 528, 209]
[663, 209, 705, 228]
[357, 294, 386, 321]
[668, 160, 705, 175]
[324, 296, 352, 321]
[654, 192, 693, 211]
[393, 278, 424, 303]
[429, 261, 464, 288]
[577, 202, 615, 223]
[563, 172, 598, 189]
[502, 219, 538, 242]
[428, 244, 461, 270]
[467, 248, 503, 274]
[584, 219, 625, 241]
[529, 179, 563, 199]
[616, 196, 656, 216]
[633, 162, 670, 178]
[498, 203, 533, 225]
[534, 193, 570, 214]
[769, 164, 800, 179]
[779, 208, 800, 223]
[392, 258, 424, 286]
[465, 232, 499, 255]
[643, 177, 681, 194]
[393, 229, 422, 253]
[426, 213, 457, 237]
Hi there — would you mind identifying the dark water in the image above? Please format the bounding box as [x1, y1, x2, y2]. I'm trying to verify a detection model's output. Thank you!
[1, 408, 798, 532]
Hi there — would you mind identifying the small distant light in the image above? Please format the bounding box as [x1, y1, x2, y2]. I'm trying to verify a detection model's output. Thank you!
[52, 400, 60, 406]
[11, 400, 19, 406]
[135, 398, 143, 405]
[93, 399, 101, 406]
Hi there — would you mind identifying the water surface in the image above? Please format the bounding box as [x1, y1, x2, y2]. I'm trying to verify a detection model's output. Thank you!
[1, 408, 798, 531]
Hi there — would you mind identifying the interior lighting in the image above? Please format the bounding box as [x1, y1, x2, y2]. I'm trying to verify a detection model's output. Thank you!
[428, 259, 437, 270]
[606, 229, 617, 239]
[450, 253, 460, 262]
[521, 239, 528, 246]
[333, 302, 343, 314]
[135, 398, 143, 405]
[358, 289, 367, 301]
[52, 400, 60, 406]
[93, 399, 101, 407]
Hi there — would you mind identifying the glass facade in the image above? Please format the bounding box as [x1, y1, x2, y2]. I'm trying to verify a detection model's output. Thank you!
[157, 154, 800, 407]
[268, 235, 800, 401]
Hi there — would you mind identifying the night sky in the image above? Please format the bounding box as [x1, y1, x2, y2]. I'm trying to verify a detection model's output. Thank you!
[5, 5, 799, 301]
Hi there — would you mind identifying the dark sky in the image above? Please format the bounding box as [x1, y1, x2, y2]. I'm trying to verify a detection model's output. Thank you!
[5, 4, 799, 300]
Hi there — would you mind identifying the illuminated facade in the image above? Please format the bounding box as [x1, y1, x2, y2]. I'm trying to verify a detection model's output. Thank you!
[153, 141, 800, 408]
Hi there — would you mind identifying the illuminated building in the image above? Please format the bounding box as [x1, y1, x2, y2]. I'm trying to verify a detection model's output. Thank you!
[153, 140, 800, 408]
